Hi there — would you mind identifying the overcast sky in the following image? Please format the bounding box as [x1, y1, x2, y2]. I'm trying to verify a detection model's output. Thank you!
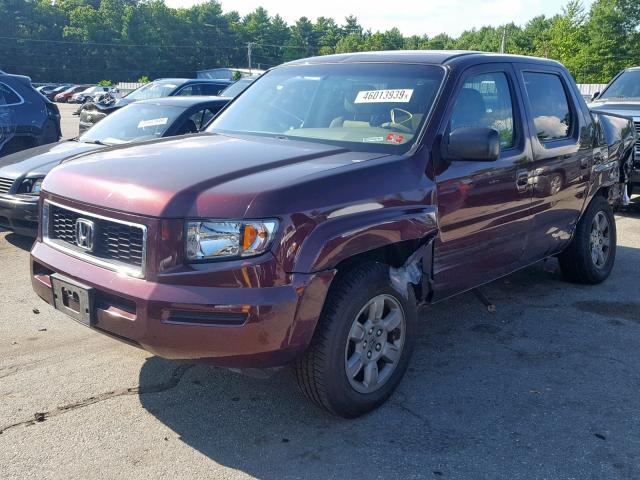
[164, 0, 595, 37]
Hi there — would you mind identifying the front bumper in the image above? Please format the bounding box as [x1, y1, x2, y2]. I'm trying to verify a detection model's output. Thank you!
[31, 240, 335, 367]
[0, 194, 38, 236]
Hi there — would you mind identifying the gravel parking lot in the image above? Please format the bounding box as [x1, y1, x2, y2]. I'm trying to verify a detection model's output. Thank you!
[1, 107, 640, 479]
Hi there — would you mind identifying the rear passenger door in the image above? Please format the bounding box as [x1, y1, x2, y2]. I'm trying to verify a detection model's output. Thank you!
[515, 66, 593, 260]
[432, 64, 534, 300]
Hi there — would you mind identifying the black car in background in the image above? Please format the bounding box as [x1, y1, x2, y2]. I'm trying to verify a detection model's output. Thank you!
[43, 84, 72, 101]
[0, 96, 228, 235]
[0, 72, 61, 158]
[36, 85, 58, 96]
[78, 77, 232, 133]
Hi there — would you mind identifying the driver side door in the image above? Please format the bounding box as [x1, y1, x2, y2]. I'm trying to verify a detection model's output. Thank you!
[432, 64, 534, 301]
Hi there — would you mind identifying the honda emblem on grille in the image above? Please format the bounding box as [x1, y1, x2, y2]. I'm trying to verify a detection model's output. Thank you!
[75, 218, 95, 252]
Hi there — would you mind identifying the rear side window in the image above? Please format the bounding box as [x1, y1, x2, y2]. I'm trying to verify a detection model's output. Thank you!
[177, 85, 198, 96]
[0, 83, 22, 105]
[523, 72, 572, 142]
[189, 107, 222, 130]
[199, 84, 226, 95]
[449, 72, 515, 148]
[177, 84, 225, 96]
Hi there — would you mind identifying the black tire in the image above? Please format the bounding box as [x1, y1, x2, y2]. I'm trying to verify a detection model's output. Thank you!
[294, 262, 417, 418]
[558, 195, 616, 284]
[40, 120, 58, 144]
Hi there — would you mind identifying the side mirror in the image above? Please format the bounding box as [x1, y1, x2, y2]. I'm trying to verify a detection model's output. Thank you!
[591, 91, 600, 102]
[444, 127, 500, 162]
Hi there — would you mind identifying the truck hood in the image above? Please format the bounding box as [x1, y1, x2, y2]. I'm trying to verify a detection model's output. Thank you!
[42, 133, 385, 218]
[589, 100, 640, 119]
[0, 141, 104, 180]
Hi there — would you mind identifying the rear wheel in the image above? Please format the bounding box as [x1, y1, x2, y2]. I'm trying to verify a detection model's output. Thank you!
[40, 120, 58, 144]
[558, 196, 616, 284]
[294, 262, 417, 418]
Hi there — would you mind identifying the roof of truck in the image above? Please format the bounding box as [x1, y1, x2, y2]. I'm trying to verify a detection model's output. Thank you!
[283, 50, 563, 68]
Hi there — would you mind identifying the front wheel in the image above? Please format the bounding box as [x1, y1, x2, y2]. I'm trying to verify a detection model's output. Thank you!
[294, 262, 417, 418]
[558, 196, 616, 284]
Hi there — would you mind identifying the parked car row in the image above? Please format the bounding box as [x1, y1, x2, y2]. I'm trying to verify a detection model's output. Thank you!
[1, 53, 637, 418]
[78, 77, 235, 133]
[0, 96, 229, 234]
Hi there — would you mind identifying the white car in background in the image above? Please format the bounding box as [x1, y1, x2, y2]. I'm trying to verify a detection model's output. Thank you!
[70, 86, 114, 104]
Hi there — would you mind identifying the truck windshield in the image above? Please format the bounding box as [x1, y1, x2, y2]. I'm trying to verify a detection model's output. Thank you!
[599, 70, 640, 100]
[207, 63, 444, 153]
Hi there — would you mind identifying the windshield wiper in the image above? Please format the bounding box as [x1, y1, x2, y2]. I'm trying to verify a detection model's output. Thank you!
[81, 139, 110, 146]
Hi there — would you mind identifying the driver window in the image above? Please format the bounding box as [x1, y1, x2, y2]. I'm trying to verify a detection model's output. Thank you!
[188, 107, 221, 131]
[449, 72, 515, 149]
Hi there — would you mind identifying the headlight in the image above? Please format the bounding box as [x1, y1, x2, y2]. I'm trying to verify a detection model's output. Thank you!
[18, 177, 44, 195]
[185, 220, 278, 261]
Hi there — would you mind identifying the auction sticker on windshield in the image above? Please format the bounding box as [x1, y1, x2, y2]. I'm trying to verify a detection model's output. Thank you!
[138, 118, 169, 128]
[354, 89, 414, 103]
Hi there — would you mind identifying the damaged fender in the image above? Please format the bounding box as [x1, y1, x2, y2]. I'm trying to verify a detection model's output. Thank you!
[289, 205, 439, 274]
[389, 239, 434, 301]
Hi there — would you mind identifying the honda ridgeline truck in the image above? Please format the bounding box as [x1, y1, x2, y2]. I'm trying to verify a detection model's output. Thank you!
[30, 52, 635, 417]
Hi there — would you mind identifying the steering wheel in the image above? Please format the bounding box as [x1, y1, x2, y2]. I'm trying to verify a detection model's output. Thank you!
[381, 108, 414, 133]
[265, 103, 304, 131]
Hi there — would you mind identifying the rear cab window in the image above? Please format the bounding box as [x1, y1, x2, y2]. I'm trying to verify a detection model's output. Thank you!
[522, 71, 574, 143]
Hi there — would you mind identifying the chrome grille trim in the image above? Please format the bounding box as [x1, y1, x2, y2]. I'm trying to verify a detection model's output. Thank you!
[0, 177, 14, 195]
[42, 199, 147, 278]
[634, 121, 640, 158]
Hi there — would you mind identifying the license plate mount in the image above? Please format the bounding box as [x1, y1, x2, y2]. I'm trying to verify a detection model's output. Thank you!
[51, 274, 94, 327]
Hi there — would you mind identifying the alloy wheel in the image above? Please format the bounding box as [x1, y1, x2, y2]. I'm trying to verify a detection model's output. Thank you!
[344, 294, 406, 394]
[590, 211, 611, 269]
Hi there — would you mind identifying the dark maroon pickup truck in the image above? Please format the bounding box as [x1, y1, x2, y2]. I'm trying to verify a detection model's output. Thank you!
[30, 51, 635, 417]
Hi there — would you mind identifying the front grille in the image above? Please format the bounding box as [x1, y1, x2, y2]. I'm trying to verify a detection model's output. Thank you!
[46, 202, 146, 276]
[0, 177, 14, 194]
[634, 122, 640, 158]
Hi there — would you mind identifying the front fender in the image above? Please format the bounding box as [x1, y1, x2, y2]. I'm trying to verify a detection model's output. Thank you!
[284, 205, 438, 273]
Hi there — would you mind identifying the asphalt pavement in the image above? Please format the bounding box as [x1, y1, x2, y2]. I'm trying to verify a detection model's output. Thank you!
[59, 103, 80, 139]
[1, 107, 639, 479]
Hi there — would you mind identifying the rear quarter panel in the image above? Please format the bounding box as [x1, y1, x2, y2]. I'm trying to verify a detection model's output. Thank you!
[588, 112, 635, 202]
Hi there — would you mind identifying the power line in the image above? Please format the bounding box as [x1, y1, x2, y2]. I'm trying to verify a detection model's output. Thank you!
[253, 42, 312, 50]
[0, 35, 316, 53]
[0, 36, 245, 50]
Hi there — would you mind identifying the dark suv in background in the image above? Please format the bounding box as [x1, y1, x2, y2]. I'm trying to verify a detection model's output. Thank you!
[0, 71, 61, 157]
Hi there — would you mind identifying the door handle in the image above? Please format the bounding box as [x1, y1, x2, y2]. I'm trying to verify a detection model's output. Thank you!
[516, 170, 529, 193]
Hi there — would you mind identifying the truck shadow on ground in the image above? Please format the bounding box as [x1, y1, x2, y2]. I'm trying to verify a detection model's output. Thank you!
[138, 245, 640, 479]
[0, 228, 34, 251]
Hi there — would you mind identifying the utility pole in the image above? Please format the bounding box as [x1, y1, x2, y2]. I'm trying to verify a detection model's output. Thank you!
[247, 42, 253, 75]
[500, 27, 507, 54]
